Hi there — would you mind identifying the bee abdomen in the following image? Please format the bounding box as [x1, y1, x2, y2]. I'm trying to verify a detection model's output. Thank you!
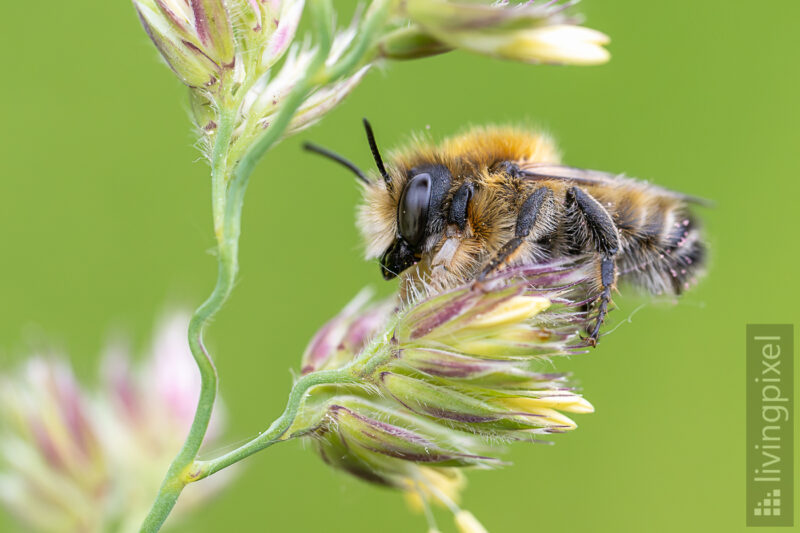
[618, 207, 706, 295]
[660, 213, 705, 294]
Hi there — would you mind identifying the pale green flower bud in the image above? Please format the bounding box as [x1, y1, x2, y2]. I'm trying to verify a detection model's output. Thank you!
[379, 372, 513, 426]
[379, 371, 587, 434]
[193, 0, 236, 67]
[283, 65, 372, 135]
[401, 0, 610, 66]
[131, 0, 311, 114]
[397, 289, 552, 348]
[314, 397, 495, 471]
[377, 26, 451, 60]
[241, 19, 371, 141]
[470, 25, 611, 66]
[400, 347, 540, 384]
[133, 0, 236, 87]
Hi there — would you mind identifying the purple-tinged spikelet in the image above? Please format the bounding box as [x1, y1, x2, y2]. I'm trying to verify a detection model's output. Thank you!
[297, 260, 598, 531]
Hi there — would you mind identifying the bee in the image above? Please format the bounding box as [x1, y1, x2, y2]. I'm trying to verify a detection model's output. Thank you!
[304, 120, 707, 345]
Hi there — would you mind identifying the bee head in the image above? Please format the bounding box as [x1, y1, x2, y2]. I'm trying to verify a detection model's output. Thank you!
[303, 119, 450, 281]
[380, 164, 452, 279]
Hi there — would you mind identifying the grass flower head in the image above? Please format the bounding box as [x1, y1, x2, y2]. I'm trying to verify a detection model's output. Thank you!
[0, 314, 230, 532]
[292, 260, 598, 530]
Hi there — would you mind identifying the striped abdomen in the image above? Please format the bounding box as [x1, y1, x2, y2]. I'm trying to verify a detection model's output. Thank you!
[603, 189, 706, 295]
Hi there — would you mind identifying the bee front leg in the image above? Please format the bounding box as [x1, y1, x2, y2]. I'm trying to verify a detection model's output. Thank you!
[477, 186, 554, 282]
[565, 186, 621, 346]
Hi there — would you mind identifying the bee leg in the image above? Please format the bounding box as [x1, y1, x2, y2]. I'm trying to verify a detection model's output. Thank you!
[588, 257, 616, 344]
[448, 182, 474, 230]
[565, 187, 621, 345]
[476, 187, 553, 282]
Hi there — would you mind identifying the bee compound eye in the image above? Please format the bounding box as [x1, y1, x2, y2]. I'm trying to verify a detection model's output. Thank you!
[397, 173, 431, 248]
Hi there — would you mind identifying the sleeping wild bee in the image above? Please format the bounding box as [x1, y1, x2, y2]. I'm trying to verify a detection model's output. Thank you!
[304, 120, 707, 345]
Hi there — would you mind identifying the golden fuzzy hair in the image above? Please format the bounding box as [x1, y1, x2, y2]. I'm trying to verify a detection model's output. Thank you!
[357, 126, 561, 262]
[355, 123, 706, 306]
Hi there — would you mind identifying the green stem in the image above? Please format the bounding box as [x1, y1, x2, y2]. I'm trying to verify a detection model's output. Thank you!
[186, 340, 396, 483]
[139, 3, 337, 531]
[190, 367, 357, 480]
[139, 107, 236, 533]
[212, 108, 235, 240]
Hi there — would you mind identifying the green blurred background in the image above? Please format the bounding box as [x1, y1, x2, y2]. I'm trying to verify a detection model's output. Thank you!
[1, 1, 798, 531]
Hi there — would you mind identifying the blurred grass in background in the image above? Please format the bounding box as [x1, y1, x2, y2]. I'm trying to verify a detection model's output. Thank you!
[1, 1, 798, 531]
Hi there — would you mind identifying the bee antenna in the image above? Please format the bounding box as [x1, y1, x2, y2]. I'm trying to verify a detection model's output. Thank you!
[302, 142, 371, 185]
[362, 118, 391, 185]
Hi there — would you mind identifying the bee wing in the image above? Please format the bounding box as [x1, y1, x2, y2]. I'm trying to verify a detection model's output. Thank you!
[518, 163, 713, 207]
